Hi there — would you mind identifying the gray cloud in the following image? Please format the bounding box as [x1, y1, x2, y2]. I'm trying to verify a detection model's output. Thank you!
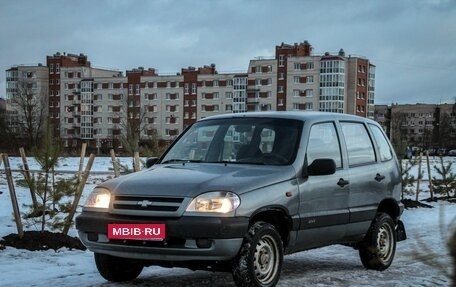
[1, 0, 455, 104]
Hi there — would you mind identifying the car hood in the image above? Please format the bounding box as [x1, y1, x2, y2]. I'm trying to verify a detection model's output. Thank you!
[99, 163, 297, 197]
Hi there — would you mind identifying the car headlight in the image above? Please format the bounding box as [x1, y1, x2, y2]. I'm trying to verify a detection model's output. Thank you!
[84, 187, 111, 209]
[186, 191, 240, 213]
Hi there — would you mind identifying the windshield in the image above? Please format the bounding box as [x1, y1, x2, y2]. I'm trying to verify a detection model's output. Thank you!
[161, 117, 303, 165]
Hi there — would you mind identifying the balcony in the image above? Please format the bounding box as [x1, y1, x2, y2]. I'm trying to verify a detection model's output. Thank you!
[247, 97, 260, 104]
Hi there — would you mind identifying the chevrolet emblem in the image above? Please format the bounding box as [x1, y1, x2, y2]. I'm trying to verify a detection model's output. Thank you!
[137, 200, 154, 208]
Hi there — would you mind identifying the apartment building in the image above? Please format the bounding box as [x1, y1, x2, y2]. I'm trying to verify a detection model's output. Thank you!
[374, 103, 456, 149]
[5, 41, 375, 152]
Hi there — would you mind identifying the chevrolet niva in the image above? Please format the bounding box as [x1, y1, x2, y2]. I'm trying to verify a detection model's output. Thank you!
[76, 111, 406, 287]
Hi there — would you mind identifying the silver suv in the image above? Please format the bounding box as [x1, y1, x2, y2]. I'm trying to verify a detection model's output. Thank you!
[76, 111, 406, 287]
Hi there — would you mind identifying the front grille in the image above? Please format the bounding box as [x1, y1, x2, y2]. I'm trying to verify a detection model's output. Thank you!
[112, 195, 187, 216]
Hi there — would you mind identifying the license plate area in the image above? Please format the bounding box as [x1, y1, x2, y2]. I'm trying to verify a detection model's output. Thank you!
[108, 223, 165, 241]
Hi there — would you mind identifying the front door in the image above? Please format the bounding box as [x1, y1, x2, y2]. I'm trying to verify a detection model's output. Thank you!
[295, 122, 349, 250]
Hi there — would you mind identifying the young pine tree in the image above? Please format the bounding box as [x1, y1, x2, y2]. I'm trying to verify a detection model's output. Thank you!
[31, 122, 62, 232]
[401, 158, 420, 201]
[431, 156, 456, 199]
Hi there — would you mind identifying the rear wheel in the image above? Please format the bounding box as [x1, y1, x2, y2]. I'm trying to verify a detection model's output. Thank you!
[232, 222, 283, 287]
[94, 253, 143, 282]
[359, 212, 396, 271]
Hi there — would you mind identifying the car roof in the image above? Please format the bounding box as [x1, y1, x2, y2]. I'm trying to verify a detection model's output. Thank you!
[199, 111, 378, 125]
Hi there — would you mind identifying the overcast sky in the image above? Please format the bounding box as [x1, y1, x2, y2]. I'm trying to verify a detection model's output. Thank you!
[1, 0, 455, 104]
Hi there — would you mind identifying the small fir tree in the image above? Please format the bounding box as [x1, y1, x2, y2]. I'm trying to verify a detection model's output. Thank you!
[18, 174, 78, 231]
[431, 156, 456, 199]
[401, 158, 420, 200]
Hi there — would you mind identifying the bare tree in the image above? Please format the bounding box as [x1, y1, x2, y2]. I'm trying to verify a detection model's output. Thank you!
[0, 102, 17, 151]
[113, 95, 148, 158]
[11, 80, 48, 148]
[390, 111, 408, 159]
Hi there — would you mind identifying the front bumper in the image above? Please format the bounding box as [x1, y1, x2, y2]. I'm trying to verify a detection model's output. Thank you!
[76, 211, 249, 261]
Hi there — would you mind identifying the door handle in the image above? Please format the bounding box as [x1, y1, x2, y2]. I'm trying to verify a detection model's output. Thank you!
[337, 178, 350, 187]
[375, 173, 385, 182]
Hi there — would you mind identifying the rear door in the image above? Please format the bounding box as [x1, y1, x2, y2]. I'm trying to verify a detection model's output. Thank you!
[339, 121, 385, 236]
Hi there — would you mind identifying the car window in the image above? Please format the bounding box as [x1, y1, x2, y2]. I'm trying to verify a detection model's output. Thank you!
[369, 124, 393, 161]
[161, 118, 302, 165]
[306, 122, 342, 168]
[340, 122, 376, 166]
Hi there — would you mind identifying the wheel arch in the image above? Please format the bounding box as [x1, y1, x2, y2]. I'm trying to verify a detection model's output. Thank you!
[249, 206, 292, 248]
[377, 198, 400, 221]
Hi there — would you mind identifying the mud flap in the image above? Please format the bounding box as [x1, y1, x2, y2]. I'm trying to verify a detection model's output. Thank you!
[396, 220, 407, 241]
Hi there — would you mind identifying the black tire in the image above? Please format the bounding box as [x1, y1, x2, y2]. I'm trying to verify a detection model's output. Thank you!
[232, 222, 283, 287]
[94, 253, 143, 282]
[359, 212, 396, 271]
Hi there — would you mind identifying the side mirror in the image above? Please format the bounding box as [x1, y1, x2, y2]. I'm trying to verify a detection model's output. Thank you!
[307, 158, 336, 176]
[145, 157, 159, 168]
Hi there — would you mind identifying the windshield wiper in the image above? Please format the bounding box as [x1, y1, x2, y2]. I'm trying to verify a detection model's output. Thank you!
[161, 159, 202, 164]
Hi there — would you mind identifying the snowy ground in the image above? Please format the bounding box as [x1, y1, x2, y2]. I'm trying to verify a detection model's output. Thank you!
[0, 156, 455, 287]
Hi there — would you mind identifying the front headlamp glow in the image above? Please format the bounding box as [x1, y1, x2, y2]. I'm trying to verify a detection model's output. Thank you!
[186, 191, 240, 213]
[84, 188, 111, 209]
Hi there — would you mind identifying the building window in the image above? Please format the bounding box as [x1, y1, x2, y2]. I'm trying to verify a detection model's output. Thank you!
[294, 76, 300, 84]
[184, 83, 189, 94]
[213, 80, 219, 87]
[279, 73, 285, 80]
[279, 55, 285, 66]
[294, 63, 301, 70]
[305, 89, 313, 97]
[214, 92, 220, 99]
[267, 78, 272, 85]
[227, 79, 233, 86]
[129, 84, 133, 95]
[191, 83, 196, 94]
[307, 62, 314, 70]
[293, 90, 300, 97]
[166, 81, 171, 88]
[255, 79, 261, 86]
[278, 86, 284, 93]
[307, 76, 314, 83]
[226, 92, 233, 99]
[268, 65, 273, 72]
[56, 63, 60, 73]
[278, 99, 284, 106]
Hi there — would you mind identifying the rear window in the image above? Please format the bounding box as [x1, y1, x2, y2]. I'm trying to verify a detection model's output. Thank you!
[369, 124, 393, 161]
[340, 122, 376, 166]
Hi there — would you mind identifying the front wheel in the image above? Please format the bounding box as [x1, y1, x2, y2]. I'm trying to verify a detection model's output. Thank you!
[94, 253, 143, 282]
[232, 222, 283, 287]
[359, 212, 396, 271]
